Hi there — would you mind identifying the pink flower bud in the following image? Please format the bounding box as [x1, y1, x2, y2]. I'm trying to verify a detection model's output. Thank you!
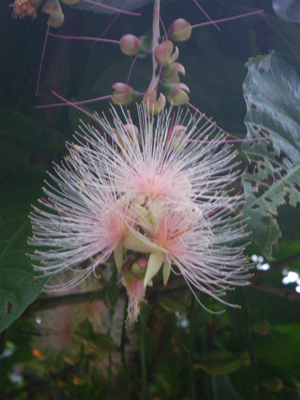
[162, 62, 185, 83]
[112, 83, 137, 105]
[143, 90, 166, 114]
[123, 124, 140, 140]
[116, 124, 140, 150]
[120, 34, 141, 56]
[169, 19, 192, 42]
[163, 82, 190, 106]
[154, 40, 179, 66]
[168, 125, 188, 150]
[132, 258, 148, 280]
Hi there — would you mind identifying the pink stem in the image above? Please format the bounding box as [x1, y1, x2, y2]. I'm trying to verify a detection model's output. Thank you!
[81, 0, 141, 16]
[148, 0, 161, 92]
[159, 13, 168, 38]
[49, 91, 98, 122]
[90, 0, 134, 48]
[49, 91, 114, 131]
[35, 95, 112, 109]
[127, 55, 138, 85]
[187, 102, 267, 144]
[192, 0, 221, 31]
[190, 9, 264, 30]
[49, 32, 119, 44]
[36, 24, 49, 96]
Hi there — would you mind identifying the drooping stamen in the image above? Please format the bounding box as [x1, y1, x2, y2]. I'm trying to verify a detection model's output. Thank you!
[36, 25, 49, 96]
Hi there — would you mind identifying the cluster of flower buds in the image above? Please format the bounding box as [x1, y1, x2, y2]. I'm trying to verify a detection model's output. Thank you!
[113, 18, 192, 111]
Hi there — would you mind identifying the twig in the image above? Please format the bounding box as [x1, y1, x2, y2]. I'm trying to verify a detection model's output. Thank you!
[269, 251, 300, 273]
[251, 277, 300, 302]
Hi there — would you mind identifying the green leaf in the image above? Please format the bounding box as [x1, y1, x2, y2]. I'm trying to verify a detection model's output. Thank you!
[0, 108, 66, 332]
[194, 350, 250, 375]
[76, 319, 117, 353]
[242, 52, 300, 259]
[0, 269, 45, 332]
[103, 267, 120, 309]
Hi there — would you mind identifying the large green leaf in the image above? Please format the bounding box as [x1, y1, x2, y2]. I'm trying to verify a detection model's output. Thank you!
[0, 108, 66, 333]
[242, 52, 300, 259]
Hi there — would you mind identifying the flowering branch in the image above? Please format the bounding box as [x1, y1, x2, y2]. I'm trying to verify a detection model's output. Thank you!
[148, 0, 160, 92]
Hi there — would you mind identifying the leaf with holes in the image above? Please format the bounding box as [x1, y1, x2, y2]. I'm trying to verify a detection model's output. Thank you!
[242, 52, 300, 259]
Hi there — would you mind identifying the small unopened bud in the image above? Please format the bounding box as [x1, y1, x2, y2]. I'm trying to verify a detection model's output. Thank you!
[254, 320, 270, 336]
[143, 90, 166, 114]
[163, 82, 190, 106]
[123, 124, 140, 140]
[112, 83, 138, 105]
[262, 377, 284, 392]
[162, 62, 185, 83]
[168, 125, 188, 150]
[132, 258, 148, 280]
[116, 124, 140, 149]
[169, 18, 192, 42]
[42, 0, 64, 28]
[154, 40, 179, 66]
[120, 34, 141, 56]
[121, 255, 135, 285]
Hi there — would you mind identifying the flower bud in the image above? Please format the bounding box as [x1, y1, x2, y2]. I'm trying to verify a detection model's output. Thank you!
[143, 90, 166, 114]
[262, 377, 284, 392]
[168, 125, 188, 150]
[121, 255, 135, 286]
[163, 82, 190, 106]
[154, 40, 179, 66]
[42, 0, 64, 28]
[120, 34, 141, 56]
[162, 62, 185, 83]
[254, 320, 270, 336]
[115, 124, 140, 150]
[132, 258, 148, 280]
[112, 83, 138, 105]
[169, 19, 192, 42]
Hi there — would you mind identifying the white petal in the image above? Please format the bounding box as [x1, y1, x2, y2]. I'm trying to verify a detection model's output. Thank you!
[163, 259, 171, 285]
[144, 251, 165, 287]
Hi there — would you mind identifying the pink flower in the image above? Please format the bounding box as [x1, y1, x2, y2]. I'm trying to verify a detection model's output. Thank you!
[30, 104, 249, 321]
[123, 202, 250, 310]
